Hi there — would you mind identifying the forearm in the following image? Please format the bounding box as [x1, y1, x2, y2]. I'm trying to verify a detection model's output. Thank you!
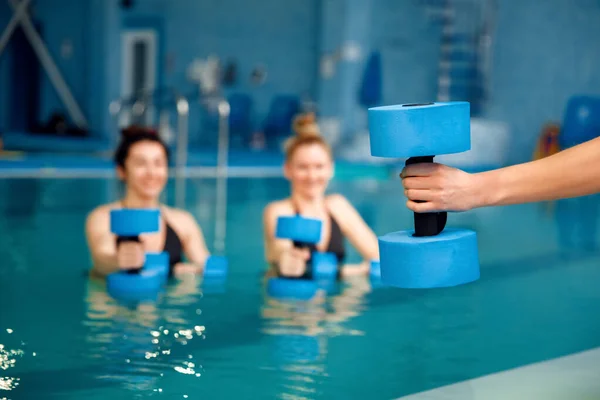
[91, 253, 120, 276]
[185, 250, 209, 270]
[475, 137, 600, 207]
[266, 241, 291, 264]
[341, 262, 370, 277]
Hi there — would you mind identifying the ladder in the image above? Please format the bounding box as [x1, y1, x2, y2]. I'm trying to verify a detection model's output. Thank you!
[422, 0, 497, 116]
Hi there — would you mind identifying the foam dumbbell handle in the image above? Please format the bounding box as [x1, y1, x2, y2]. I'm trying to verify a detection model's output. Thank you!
[110, 209, 161, 274]
[405, 156, 447, 237]
[115, 235, 145, 274]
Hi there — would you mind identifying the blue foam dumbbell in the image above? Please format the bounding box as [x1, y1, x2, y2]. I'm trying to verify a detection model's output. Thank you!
[368, 102, 480, 288]
[107, 209, 169, 301]
[144, 251, 170, 280]
[106, 251, 169, 302]
[275, 215, 340, 280]
[266, 215, 338, 300]
[106, 261, 167, 303]
[110, 209, 161, 274]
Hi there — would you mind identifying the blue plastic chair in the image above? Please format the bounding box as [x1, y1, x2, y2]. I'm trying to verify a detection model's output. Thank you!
[560, 95, 600, 149]
[263, 95, 301, 143]
[228, 93, 254, 143]
[359, 51, 382, 108]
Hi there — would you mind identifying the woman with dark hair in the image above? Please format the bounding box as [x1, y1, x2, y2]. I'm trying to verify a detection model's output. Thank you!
[85, 126, 210, 278]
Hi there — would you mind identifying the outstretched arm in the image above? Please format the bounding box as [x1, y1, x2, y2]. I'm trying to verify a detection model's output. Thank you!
[171, 210, 210, 275]
[327, 195, 379, 277]
[263, 203, 292, 264]
[401, 136, 600, 212]
[85, 208, 119, 275]
[262, 203, 310, 277]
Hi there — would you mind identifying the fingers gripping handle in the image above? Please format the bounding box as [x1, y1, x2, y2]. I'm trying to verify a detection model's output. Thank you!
[116, 235, 143, 274]
[291, 241, 314, 280]
[292, 240, 311, 249]
[405, 156, 447, 237]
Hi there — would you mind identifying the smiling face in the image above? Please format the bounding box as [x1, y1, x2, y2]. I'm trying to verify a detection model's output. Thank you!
[284, 142, 333, 199]
[117, 140, 168, 200]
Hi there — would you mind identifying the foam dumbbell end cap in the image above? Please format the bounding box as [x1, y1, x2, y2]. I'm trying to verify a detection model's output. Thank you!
[275, 215, 322, 245]
[144, 251, 170, 280]
[106, 263, 166, 302]
[311, 252, 338, 280]
[378, 228, 480, 288]
[110, 209, 161, 236]
[368, 102, 471, 158]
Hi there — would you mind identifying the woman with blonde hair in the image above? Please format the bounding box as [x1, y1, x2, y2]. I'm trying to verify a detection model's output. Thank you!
[263, 112, 379, 279]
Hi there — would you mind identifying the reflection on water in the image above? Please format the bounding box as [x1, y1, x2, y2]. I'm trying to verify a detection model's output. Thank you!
[259, 276, 374, 398]
[79, 273, 375, 398]
[0, 329, 29, 393]
[0, 344, 22, 391]
[261, 277, 373, 338]
[82, 275, 217, 395]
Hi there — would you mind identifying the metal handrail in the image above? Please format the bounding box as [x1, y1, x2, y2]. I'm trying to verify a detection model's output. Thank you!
[214, 99, 230, 254]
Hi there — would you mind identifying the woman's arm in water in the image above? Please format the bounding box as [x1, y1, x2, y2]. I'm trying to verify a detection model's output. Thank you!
[401, 136, 600, 212]
[263, 202, 292, 264]
[168, 209, 210, 275]
[262, 202, 309, 276]
[85, 207, 120, 275]
[327, 195, 379, 277]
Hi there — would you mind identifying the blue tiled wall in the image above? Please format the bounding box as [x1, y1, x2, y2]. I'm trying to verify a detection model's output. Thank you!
[486, 0, 600, 163]
[0, 0, 599, 163]
[370, 0, 440, 106]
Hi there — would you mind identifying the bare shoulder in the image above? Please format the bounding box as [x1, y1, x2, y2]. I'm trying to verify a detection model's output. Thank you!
[325, 194, 353, 210]
[163, 206, 197, 227]
[263, 199, 294, 219]
[326, 194, 360, 222]
[85, 202, 119, 228]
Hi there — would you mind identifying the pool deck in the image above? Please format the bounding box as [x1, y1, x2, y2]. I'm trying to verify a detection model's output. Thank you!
[398, 347, 600, 400]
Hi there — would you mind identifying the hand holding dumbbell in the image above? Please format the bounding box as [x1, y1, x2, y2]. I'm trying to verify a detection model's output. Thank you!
[368, 101, 480, 288]
[116, 240, 146, 272]
[278, 247, 311, 277]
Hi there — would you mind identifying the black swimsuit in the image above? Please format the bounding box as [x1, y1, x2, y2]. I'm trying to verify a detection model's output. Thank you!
[304, 213, 346, 264]
[163, 221, 184, 276]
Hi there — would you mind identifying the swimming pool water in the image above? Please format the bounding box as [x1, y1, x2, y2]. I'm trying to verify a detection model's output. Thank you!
[1, 177, 600, 399]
